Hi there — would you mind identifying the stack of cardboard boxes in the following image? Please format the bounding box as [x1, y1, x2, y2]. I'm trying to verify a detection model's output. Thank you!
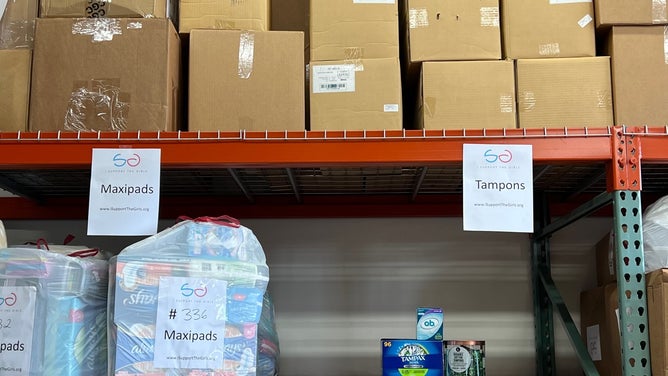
[308, 0, 402, 131]
[3, 1, 668, 132]
[402, 0, 513, 130]
[504, 0, 613, 129]
[580, 232, 622, 376]
[596, 0, 668, 126]
[582, 231, 668, 376]
[0, 0, 37, 132]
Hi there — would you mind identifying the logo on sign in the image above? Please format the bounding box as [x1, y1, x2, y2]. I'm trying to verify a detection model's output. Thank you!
[113, 152, 141, 168]
[0, 293, 17, 307]
[484, 149, 512, 163]
[181, 283, 208, 298]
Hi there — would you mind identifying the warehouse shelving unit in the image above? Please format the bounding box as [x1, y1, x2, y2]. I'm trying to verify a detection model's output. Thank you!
[0, 125, 667, 375]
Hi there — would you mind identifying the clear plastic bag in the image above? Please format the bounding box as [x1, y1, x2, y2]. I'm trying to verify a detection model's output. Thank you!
[644, 195, 668, 272]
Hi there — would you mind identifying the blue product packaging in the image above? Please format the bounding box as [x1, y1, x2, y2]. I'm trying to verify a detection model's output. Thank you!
[417, 307, 444, 341]
[382, 339, 444, 376]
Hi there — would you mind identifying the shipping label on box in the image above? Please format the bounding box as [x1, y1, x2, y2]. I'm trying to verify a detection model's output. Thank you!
[382, 339, 444, 376]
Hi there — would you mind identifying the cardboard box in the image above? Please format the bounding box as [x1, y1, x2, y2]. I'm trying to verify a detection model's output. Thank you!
[40, 0, 169, 18]
[189, 30, 305, 132]
[310, 58, 402, 131]
[0, 49, 31, 131]
[0, 0, 38, 49]
[595, 0, 668, 28]
[310, 0, 399, 61]
[580, 283, 621, 376]
[605, 26, 668, 126]
[501, 0, 596, 59]
[29, 18, 180, 132]
[516, 57, 613, 128]
[417, 60, 516, 130]
[179, 0, 270, 34]
[647, 269, 668, 376]
[382, 339, 444, 376]
[401, 0, 501, 64]
[596, 232, 617, 286]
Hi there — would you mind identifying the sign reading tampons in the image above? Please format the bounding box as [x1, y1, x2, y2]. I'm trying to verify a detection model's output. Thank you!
[463, 144, 533, 233]
[87, 148, 161, 236]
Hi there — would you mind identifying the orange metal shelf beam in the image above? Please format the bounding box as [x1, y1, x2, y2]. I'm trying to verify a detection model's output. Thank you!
[0, 128, 613, 169]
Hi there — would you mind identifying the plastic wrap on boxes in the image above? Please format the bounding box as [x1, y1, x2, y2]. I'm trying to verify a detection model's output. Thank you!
[0, 247, 109, 376]
[110, 216, 271, 376]
[257, 293, 279, 376]
[644, 195, 668, 272]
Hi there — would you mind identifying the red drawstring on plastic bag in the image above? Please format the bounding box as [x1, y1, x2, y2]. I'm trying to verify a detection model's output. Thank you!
[176, 215, 241, 228]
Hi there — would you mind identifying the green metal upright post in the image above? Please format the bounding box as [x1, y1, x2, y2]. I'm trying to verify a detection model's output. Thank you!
[532, 192, 556, 376]
[613, 190, 651, 375]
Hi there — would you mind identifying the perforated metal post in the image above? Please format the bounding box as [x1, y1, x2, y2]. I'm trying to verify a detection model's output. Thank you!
[532, 192, 556, 376]
[613, 191, 651, 375]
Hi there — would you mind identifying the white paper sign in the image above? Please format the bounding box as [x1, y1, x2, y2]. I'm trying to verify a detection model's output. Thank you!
[463, 144, 534, 233]
[586, 325, 602, 361]
[87, 149, 161, 236]
[153, 277, 227, 369]
[0, 286, 37, 375]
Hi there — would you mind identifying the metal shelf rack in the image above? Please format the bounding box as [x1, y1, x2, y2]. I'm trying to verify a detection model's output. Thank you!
[1, 125, 667, 375]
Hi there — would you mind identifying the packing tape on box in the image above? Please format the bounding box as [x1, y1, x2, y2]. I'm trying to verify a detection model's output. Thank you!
[409, 8, 429, 29]
[597, 91, 612, 109]
[538, 43, 560, 57]
[654, 0, 667, 23]
[520, 91, 536, 112]
[344, 47, 364, 71]
[65, 79, 130, 131]
[238, 31, 255, 79]
[85, 0, 108, 17]
[665, 26, 668, 64]
[500, 95, 514, 113]
[480, 7, 499, 27]
[72, 18, 122, 42]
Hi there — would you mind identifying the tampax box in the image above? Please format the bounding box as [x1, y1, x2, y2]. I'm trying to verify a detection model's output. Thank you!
[382, 339, 444, 376]
[595, 0, 668, 28]
[417, 60, 516, 130]
[416, 307, 443, 341]
[580, 283, 622, 376]
[29, 18, 180, 132]
[310, 58, 402, 131]
[40, 0, 170, 18]
[189, 30, 305, 132]
[310, 0, 399, 61]
[0, 0, 38, 49]
[179, 0, 270, 33]
[502, 0, 596, 59]
[515, 57, 613, 128]
[0, 49, 31, 131]
[401, 0, 501, 85]
[647, 269, 668, 376]
[605, 26, 668, 126]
